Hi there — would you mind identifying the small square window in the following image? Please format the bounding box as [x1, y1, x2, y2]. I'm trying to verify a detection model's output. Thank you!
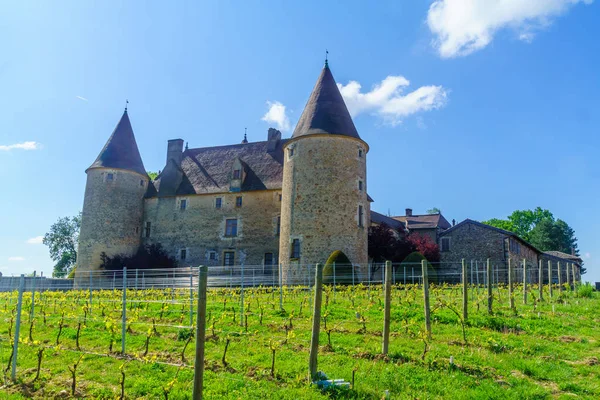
[106, 173, 114, 182]
[215, 198, 222, 209]
[225, 219, 238, 237]
[236, 196, 242, 207]
[233, 169, 241, 179]
[209, 251, 217, 260]
[441, 237, 451, 252]
[180, 199, 187, 210]
[180, 249, 187, 261]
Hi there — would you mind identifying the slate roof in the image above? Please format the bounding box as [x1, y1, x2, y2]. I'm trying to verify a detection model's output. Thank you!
[371, 211, 407, 232]
[88, 110, 147, 176]
[393, 213, 452, 230]
[543, 251, 582, 263]
[152, 140, 287, 195]
[292, 64, 361, 140]
[440, 219, 542, 254]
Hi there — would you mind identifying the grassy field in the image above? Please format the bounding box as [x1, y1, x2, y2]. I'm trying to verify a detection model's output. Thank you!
[0, 280, 599, 399]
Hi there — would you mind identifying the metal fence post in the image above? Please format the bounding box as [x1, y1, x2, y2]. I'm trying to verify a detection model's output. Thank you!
[486, 259, 492, 314]
[279, 263, 283, 311]
[538, 259, 544, 301]
[308, 263, 324, 381]
[240, 263, 245, 326]
[189, 272, 194, 327]
[30, 270, 36, 321]
[462, 259, 468, 322]
[135, 269, 139, 291]
[558, 261, 562, 294]
[192, 266, 208, 400]
[11, 274, 25, 381]
[523, 259, 528, 305]
[382, 261, 392, 355]
[89, 271, 93, 313]
[548, 260, 553, 298]
[508, 259, 514, 310]
[121, 267, 127, 355]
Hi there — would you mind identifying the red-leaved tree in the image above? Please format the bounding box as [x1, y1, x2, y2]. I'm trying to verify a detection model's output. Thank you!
[407, 233, 440, 262]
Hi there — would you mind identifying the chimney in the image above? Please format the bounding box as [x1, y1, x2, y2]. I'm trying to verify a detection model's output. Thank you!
[167, 139, 184, 167]
[405, 208, 413, 217]
[267, 128, 281, 152]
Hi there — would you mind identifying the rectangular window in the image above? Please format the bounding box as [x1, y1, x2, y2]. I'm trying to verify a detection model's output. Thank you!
[291, 239, 300, 259]
[441, 237, 450, 252]
[276, 216, 281, 236]
[236, 196, 242, 207]
[106, 173, 114, 182]
[224, 251, 235, 266]
[180, 199, 187, 210]
[225, 219, 238, 237]
[140, 179, 144, 186]
[358, 180, 363, 191]
[358, 149, 363, 158]
[180, 248, 187, 261]
[145, 222, 151, 238]
[288, 147, 294, 159]
[215, 197, 222, 209]
[278, 194, 282, 201]
[209, 251, 217, 261]
[233, 169, 241, 179]
[358, 205, 364, 227]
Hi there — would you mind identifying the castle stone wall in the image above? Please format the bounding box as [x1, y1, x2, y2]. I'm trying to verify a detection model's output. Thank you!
[143, 190, 281, 270]
[279, 135, 369, 283]
[77, 168, 148, 276]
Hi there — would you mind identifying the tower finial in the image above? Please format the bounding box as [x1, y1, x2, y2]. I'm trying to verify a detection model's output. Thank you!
[125, 99, 129, 112]
[325, 49, 329, 68]
[242, 128, 248, 144]
[185, 142, 189, 151]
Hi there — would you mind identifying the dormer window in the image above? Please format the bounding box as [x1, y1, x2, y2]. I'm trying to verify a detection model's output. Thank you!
[233, 169, 241, 179]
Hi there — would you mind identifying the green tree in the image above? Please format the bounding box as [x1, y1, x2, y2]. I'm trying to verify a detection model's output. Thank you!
[43, 213, 81, 277]
[483, 207, 554, 241]
[427, 207, 441, 214]
[147, 171, 159, 180]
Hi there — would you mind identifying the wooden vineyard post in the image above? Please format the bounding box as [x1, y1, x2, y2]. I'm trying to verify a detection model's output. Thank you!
[508, 259, 514, 310]
[538, 259, 544, 301]
[522, 259, 528, 305]
[121, 267, 127, 355]
[192, 266, 208, 400]
[487, 259, 492, 314]
[548, 260, 553, 298]
[422, 260, 431, 338]
[309, 263, 324, 381]
[558, 261, 562, 294]
[462, 259, 468, 322]
[382, 261, 392, 355]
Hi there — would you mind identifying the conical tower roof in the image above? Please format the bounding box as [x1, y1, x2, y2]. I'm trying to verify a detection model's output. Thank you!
[87, 110, 147, 176]
[292, 63, 360, 140]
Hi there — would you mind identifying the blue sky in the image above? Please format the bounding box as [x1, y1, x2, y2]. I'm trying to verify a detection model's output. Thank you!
[1, 1, 599, 282]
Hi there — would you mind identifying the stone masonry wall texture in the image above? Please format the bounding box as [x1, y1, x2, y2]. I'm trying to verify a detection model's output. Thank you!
[77, 168, 148, 275]
[279, 135, 369, 283]
[143, 190, 281, 270]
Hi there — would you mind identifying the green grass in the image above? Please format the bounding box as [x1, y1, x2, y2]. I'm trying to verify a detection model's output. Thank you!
[0, 282, 599, 399]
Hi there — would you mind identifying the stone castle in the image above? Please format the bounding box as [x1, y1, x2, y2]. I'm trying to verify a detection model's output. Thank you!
[76, 62, 370, 280]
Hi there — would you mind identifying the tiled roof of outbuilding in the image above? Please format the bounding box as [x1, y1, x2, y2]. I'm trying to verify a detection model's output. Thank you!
[292, 64, 360, 140]
[371, 211, 407, 232]
[543, 251, 582, 263]
[393, 213, 452, 230]
[88, 110, 147, 177]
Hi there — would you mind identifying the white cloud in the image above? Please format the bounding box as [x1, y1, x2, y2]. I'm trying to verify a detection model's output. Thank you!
[76, 96, 88, 102]
[427, 0, 593, 58]
[261, 101, 291, 132]
[8, 257, 25, 262]
[337, 76, 447, 126]
[0, 141, 42, 151]
[26, 236, 44, 244]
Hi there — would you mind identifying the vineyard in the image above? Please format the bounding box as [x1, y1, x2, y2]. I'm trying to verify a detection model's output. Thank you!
[0, 268, 599, 399]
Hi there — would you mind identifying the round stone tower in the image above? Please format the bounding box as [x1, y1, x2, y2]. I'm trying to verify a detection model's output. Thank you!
[76, 109, 149, 281]
[279, 62, 370, 283]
